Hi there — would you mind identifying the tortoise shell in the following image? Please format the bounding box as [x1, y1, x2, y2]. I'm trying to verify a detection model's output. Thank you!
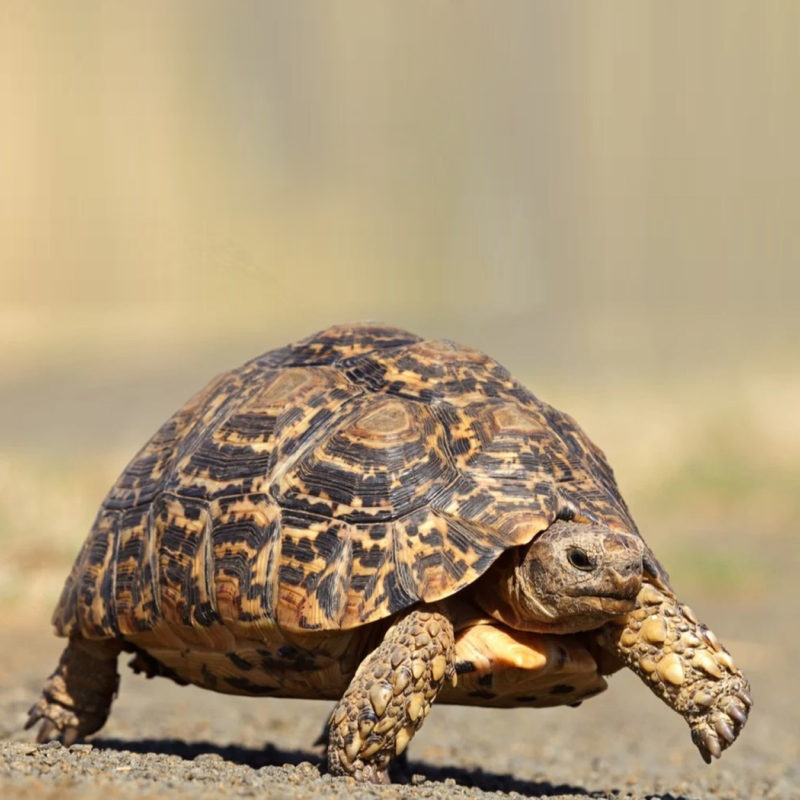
[54, 323, 639, 639]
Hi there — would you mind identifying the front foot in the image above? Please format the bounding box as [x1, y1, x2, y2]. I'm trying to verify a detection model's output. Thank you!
[690, 677, 752, 763]
[328, 747, 391, 784]
[327, 608, 455, 783]
[26, 637, 121, 745]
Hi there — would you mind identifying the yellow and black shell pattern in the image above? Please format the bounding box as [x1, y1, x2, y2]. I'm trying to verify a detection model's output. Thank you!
[54, 324, 640, 640]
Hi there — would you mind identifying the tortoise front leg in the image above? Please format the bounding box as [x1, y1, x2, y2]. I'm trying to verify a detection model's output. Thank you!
[327, 608, 456, 783]
[26, 636, 121, 745]
[597, 582, 752, 762]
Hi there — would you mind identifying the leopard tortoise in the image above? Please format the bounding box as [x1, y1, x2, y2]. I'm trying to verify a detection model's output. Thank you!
[29, 323, 751, 783]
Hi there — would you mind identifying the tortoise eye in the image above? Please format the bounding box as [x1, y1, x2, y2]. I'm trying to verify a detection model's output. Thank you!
[567, 548, 594, 571]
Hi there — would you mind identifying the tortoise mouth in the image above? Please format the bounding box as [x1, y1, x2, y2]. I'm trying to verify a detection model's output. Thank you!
[563, 590, 639, 617]
[566, 570, 642, 604]
[567, 588, 638, 600]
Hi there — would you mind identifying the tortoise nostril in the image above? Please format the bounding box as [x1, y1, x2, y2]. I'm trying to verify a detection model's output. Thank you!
[567, 547, 595, 571]
[619, 558, 641, 577]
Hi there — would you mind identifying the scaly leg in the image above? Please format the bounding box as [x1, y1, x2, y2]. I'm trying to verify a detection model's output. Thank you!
[598, 582, 752, 762]
[327, 608, 456, 783]
[26, 637, 122, 745]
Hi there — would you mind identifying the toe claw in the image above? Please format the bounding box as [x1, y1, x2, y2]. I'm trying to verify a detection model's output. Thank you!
[703, 729, 722, 760]
[728, 702, 747, 727]
[24, 709, 41, 731]
[736, 689, 753, 708]
[62, 726, 79, 747]
[36, 720, 56, 743]
[715, 717, 735, 744]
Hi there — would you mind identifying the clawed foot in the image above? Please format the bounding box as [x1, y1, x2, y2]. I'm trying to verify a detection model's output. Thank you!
[25, 638, 120, 746]
[691, 683, 752, 763]
[25, 695, 83, 746]
[25, 665, 116, 746]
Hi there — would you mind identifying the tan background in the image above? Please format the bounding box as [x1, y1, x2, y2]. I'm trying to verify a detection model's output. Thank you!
[0, 4, 798, 790]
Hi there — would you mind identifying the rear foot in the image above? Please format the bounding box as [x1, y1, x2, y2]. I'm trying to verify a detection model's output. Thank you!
[26, 637, 121, 745]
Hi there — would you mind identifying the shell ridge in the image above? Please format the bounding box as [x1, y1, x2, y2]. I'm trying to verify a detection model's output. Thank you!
[258, 324, 423, 370]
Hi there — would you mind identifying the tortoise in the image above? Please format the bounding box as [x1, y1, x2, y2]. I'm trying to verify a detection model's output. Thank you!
[28, 323, 752, 783]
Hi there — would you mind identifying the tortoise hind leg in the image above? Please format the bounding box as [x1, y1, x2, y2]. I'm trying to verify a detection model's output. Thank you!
[327, 608, 456, 783]
[26, 636, 122, 745]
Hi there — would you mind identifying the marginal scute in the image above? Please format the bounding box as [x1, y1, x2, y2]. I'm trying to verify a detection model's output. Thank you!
[114, 505, 159, 636]
[54, 507, 121, 638]
[153, 494, 216, 632]
[209, 494, 282, 639]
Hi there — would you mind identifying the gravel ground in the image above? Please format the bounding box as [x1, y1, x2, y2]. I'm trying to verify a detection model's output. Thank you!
[1, 593, 796, 800]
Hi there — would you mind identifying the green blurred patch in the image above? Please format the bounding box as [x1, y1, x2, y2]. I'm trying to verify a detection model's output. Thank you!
[636, 408, 800, 527]
[653, 451, 798, 513]
[654, 540, 772, 597]
[631, 411, 797, 602]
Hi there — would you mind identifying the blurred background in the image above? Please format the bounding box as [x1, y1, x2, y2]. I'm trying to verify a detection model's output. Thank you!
[0, 0, 798, 739]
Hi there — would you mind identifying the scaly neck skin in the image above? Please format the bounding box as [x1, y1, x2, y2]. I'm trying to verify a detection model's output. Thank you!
[473, 547, 567, 633]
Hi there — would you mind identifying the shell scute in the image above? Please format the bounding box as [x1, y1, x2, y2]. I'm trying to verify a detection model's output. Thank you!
[273, 396, 457, 524]
[153, 494, 216, 631]
[113, 505, 159, 636]
[208, 494, 282, 638]
[53, 507, 121, 638]
[168, 366, 360, 501]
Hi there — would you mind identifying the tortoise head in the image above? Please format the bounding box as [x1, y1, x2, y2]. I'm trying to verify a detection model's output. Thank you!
[475, 519, 644, 634]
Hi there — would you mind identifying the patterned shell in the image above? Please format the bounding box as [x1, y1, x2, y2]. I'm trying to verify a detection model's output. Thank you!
[54, 324, 638, 639]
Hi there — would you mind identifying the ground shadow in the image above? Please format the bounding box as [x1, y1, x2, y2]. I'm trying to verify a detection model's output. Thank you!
[90, 737, 316, 770]
[406, 762, 687, 800]
[403, 760, 590, 797]
[90, 737, 690, 800]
